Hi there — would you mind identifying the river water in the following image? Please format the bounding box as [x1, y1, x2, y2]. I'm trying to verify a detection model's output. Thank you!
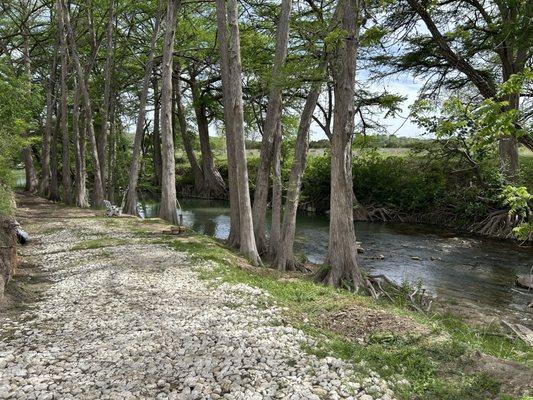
[143, 198, 533, 326]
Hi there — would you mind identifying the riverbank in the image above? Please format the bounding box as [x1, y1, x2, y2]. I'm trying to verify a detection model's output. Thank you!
[2, 194, 531, 399]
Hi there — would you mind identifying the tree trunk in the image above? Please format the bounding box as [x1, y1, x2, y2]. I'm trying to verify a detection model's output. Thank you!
[152, 76, 163, 187]
[57, 0, 72, 204]
[22, 29, 38, 194]
[319, 0, 363, 288]
[189, 74, 226, 198]
[63, 0, 105, 207]
[174, 73, 203, 191]
[123, 3, 161, 215]
[273, 64, 325, 270]
[225, 0, 261, 264]
[40, 45, 58, 197]
[107, 95, 117, 203]
[215, 0, 240, 248]
[252, 0, 293, 254]
[49, 107, 60, 201]
[158, 0, 180, 224]
[96, 0, 115, 193]
[73, 80, 90, 208]
[267, 118, 282, 260]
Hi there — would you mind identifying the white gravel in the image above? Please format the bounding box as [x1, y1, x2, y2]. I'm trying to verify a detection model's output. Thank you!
[0, 218, 396, 400]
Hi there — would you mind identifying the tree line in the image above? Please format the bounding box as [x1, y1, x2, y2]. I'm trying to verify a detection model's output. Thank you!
[0, 0, 531, 289]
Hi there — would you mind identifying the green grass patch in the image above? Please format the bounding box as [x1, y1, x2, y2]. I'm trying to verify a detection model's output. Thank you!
[71, 237, 130, 251]
[165, 231, 531, 400]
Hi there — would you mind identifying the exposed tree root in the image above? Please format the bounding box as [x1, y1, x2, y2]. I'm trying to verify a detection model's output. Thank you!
[473, 209, 517, 239]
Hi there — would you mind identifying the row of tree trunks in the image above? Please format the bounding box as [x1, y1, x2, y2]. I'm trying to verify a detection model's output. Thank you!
[123, 1, 162, 216]
[251, 0, 293, 254]
[158, 0, 181, 224]
[63, 0, 105, 207]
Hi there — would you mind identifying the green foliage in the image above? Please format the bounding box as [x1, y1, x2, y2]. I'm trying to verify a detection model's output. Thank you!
[0, 60, 40, 215]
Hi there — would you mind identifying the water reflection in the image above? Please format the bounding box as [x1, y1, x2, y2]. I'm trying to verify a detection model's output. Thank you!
[143, 198, 533, 324]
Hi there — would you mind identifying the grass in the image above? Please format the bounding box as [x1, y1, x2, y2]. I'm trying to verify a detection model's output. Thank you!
[159, 232, 532, 400]
[70, 237, 130, 250]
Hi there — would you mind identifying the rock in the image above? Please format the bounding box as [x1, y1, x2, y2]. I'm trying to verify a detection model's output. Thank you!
[516, 274, 533, 289]
[410, 256, 421, 261]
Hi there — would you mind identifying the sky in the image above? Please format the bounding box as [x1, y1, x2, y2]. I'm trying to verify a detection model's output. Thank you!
[308, 71, 426, 141]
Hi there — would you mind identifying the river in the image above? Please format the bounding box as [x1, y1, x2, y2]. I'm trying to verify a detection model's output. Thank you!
[143, 198, 533, 326]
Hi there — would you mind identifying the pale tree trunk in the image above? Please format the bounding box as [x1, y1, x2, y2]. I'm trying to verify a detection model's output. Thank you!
[273, 63, 325, 270]
[215, 0, 239, 247]
[158, 0, 180, 224]
[123, 3, 161, 215]
[57, 0, 72, 204]
[152, 76, 163, 186]
[49, 108, 60, 201]
[73, 79, 90, 208]
[175, 73, 203, 191]
[189, 73, 226, 198]
[267, 118, 282, 260]
[319, 0, 363, 288]
[22, 29, 38, 194]
[98, 0, 115, 193]
[106, 96, 116, 203]
[40, 46, 58, 197]
[63, 0, 105, 207]
[252, 0, 293, 254]
[225, 0, 261, 264]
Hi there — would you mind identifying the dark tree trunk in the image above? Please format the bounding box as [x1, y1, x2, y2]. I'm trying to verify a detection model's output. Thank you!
[174, 73, 203, 191]
[22, 30, 38, 194]
[158, 0, 180, 224]
[40, 45, 58, 197]
[97, 0, 115, 193]
[123, 3, 161, 215]
[107, 95, 117, 203]
[252, 0, 293, 254]
[189, 74, 226, 197]
[319, 0, 363, 288]
[57, 0, 72, 204]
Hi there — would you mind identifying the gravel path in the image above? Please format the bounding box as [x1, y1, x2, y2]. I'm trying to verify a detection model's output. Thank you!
[0, 196, 396, 400]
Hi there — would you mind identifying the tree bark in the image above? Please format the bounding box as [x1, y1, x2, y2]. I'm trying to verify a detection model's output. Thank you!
[189, 73, 226, 197]
[98, 0, 115, 194]
[320, 0, 363, 288]
[22, 27, 38, 194]
[107, 94, 117, 203]
[40, 45, 58, 197]
[273, 63, 326, 270]
[63, 0, 105, 207]
[73, 79, 90, 208]
[57, 0, 72, 204]
[174, 73, 203, 191]
[158, 0, 180, 224]
[215, 0, 240, 247]
[123, 2, 162, 216]
[216, 0, 260, 263]
[49, 106, 60, 201]
[267, 118, 282, 260]
[252, 0, 293, 254]
[152, 76, 163, 187]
